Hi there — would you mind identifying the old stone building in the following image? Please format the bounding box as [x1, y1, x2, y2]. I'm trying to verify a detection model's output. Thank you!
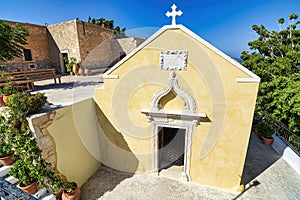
[1, 20, 54, 71]
[0, 19, 143, 73]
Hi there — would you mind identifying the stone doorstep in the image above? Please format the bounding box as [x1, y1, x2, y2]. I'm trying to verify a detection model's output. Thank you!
[159, 165, 186, 181]
[0, 163, 56, 200]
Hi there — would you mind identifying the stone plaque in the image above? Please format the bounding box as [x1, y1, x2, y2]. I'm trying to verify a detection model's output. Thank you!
[160, 50, 188, 70]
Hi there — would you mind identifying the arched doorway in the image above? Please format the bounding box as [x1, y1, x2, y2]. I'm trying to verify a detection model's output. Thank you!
[141, 72, 206, 181]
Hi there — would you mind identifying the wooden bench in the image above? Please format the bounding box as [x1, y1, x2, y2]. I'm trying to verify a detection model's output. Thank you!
[0, 68, 61, 90]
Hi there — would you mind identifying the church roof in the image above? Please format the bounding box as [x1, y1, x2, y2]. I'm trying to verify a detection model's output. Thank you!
[103, 24, 260, 83]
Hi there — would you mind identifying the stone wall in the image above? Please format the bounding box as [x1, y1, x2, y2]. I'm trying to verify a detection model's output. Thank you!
[81, 37, 145, 69]
[0, 19, 142, 73]
[27, 110, 57, 168]
[47, 20, 80, 62]
[0, 21, 54, 71]
[76, 21, 114, 63]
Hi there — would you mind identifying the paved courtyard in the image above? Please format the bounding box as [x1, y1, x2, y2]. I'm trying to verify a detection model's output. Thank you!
[33, 73, 300, 200]
[79, 132, 300, 200]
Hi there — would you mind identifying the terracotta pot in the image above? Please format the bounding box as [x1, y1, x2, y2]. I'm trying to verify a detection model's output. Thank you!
[78, 68, 84, 76]
[2, 94, 10, 104]
[73, 64, 79, 76]
[84, 68, 90, 76]
[62, 187, 80, 200]
[262, 136, 274, 145]
[0, 152, 14, 166]
[18, 181, 38, 195]
[0, 95, 5, 106]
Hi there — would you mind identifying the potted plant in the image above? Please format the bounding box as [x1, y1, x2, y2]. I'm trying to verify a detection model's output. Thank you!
[9, 158, 39, 194]
[0, 141, 14, 166]
[2, 81, 17, 104]
[2, 90, 64, 196]
[256, 122, 274, 145]
[61, 181, 80, 200]
[64, 57, 79, 76]
[0, 115, 15, 166]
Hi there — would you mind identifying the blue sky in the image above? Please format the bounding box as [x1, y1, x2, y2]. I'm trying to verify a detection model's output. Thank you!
[1, 0, 299, 58]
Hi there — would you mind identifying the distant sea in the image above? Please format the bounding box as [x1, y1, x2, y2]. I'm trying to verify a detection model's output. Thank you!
[234, 57, 243, 62]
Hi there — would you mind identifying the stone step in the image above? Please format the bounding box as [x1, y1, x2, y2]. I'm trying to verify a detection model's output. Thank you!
[159, 165, 184, 180]
[33, 188, 56, 200]
[5, 174, 19, 184]
[0, 165, 12, 177]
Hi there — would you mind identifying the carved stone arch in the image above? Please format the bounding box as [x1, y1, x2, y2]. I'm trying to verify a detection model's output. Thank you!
[150, 71, 196, 113]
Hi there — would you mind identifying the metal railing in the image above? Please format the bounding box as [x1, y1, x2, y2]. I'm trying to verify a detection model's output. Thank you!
[255, 112, 300, 156]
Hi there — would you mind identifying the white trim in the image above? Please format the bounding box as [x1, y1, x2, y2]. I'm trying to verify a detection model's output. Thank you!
[150, 72, 197, 112]
[102, 74, 119, 79]
[236, 78, 260, 83]
[104, 24, 260, 82]
[141, 71, 206, 181]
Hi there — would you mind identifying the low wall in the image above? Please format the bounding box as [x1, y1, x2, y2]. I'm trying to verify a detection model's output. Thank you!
[272, 134, 300, 175]
[28, 110, 57, 168]
[28, 99, 101, 186]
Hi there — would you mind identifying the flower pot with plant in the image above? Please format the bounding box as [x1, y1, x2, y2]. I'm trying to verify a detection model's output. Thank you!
[0, 115, 15, 166]
[0, 141, 14, 165]
[64, 57, 79, 76]
[256, 122, 274, 145]
[9, 158, 39, 194]
[2, 82, 17, 104]
[61, 181, 80, 200]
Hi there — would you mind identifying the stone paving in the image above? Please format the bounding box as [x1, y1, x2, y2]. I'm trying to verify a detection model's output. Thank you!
[32, 73, 103, 106]
[79, 132, 300, 200]
[33, 73, 300, 200]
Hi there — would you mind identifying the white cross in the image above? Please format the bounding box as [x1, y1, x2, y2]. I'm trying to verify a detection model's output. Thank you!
[166, 4, 183, 25]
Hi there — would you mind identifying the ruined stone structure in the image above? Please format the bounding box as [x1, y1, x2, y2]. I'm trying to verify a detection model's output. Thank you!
[1, 19, 144, 73]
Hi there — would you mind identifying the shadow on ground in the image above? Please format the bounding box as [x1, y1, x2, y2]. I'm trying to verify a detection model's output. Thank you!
[241, 131, 280, 184]
[80, 167, 132, 199]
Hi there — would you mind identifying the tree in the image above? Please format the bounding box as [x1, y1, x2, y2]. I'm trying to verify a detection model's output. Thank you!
[87, 17, 127, 38]
[0, 20, 29, 62]
[241, 14, 300, 132]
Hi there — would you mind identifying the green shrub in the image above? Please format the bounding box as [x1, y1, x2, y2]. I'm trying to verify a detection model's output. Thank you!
[7, 92, 47, 116]
[0, 141, 12, 158]
[288, 135, 300, 152]
[2, 82, 17, 95]
[63, 181, 77, 193]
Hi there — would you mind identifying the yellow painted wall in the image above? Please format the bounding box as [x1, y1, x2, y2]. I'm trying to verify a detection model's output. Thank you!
[47, 99, 101, 186]
[94, 28, 259, 192]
